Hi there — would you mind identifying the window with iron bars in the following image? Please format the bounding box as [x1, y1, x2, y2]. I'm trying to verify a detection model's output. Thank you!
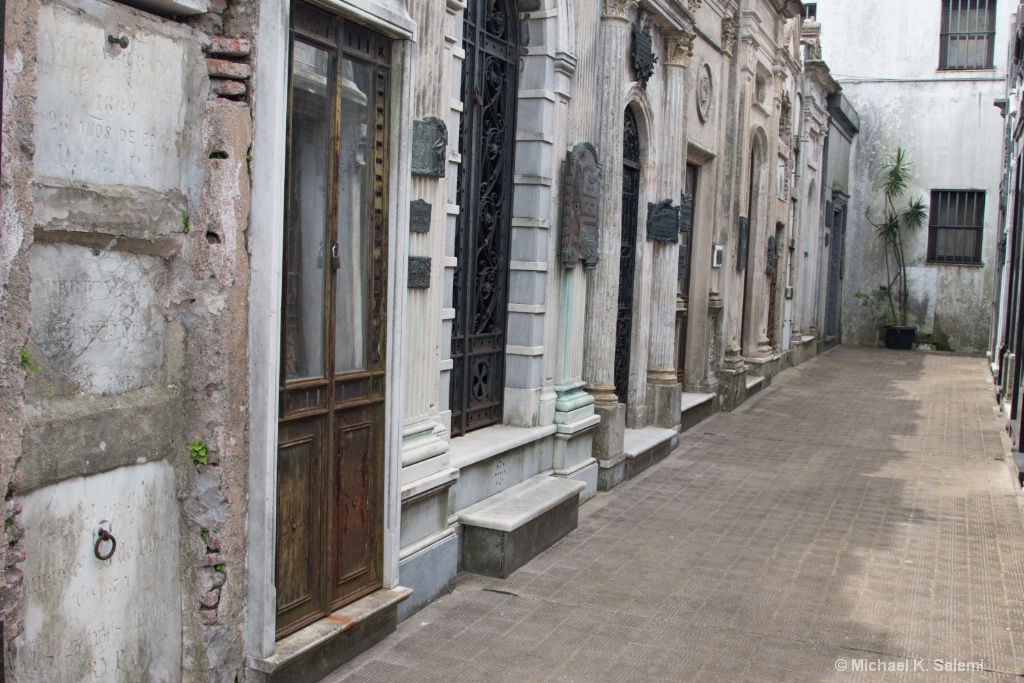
[927, 190, 985, 264]
[940, 0, 996, 70]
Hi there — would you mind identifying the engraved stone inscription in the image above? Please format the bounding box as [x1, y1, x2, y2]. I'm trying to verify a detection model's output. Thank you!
[560, 143, 601, 269]
[647, 199, 681, 243]
[409, 199, 432, 233]
[29, 244, 166, 395]
[408, 256, 432, 288]
[35, 4, 188, 191]
[411, 117, 448, 177]
[15, 461, 181, 683]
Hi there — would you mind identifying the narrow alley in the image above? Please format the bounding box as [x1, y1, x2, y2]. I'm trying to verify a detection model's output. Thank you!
[323, 347, 1024, 682]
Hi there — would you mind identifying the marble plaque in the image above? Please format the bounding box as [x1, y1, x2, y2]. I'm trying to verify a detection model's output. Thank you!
[16, 461, 182, 683]
[409, 199, 432, 233]
[560, 143, 601, 269]
[411, 117, 448, 177]
[29, 244, 166, 395]
[35, 4, 188, 191]
[647, 199, 680, 244]
[408, 256, 432, 288]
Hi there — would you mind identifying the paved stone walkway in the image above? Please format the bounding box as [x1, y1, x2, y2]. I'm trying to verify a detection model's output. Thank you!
[324, 347, 1024, 682]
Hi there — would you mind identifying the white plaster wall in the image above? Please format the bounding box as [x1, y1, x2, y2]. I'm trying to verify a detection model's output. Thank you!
[816, 0, 1009, 352]
[817, 0, 1013, 81]
[836, 79, 1002, 352]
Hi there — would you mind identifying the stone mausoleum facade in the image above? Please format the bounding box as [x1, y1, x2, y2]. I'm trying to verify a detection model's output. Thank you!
[0, 0, 855, 679]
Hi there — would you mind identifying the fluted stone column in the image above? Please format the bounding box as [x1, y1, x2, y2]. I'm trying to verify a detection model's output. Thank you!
[583, 0, 635, 489]
[645, 28, 694, 429]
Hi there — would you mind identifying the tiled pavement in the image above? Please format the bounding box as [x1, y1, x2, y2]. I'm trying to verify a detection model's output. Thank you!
[323, 347, 1024, 682]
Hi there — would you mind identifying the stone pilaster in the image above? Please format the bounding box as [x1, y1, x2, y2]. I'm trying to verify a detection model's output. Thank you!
[584, 0, 635, 488]
[645, 28, 694, 430]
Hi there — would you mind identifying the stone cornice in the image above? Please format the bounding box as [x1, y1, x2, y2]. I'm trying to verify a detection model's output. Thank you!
[770, 0, 802, 19]
[639, 0, 694, 32]
[804, 59, 841, 96]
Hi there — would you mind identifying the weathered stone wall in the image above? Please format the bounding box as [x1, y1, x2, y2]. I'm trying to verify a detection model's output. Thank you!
[2, 0, 256, 678]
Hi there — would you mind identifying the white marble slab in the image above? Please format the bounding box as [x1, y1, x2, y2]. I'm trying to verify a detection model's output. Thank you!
[16, 461, 181, 683]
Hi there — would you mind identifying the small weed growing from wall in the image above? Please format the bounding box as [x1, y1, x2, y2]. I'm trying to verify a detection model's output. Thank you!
[19, 348, 39, 372]
[181, 211, 190, 234]
[188, 440, 208, 466]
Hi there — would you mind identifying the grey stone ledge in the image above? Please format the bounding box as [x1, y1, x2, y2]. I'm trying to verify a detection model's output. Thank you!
[448, 423, 558, 471]
[457, 474, 585, 532]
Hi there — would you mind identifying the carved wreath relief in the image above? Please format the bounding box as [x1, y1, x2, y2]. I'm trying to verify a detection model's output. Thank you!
[697, 62, 713, 123]
[561, 143, 602, 268]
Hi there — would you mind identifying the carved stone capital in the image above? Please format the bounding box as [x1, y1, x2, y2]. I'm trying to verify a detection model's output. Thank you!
[602, 0, 638, 21]
[664, 28, 697, 67]
[722, 15, 740, 55]
[687, 0, 702, 11]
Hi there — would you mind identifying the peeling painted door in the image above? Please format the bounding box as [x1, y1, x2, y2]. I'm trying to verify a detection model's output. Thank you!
[275, 2, 390, 639]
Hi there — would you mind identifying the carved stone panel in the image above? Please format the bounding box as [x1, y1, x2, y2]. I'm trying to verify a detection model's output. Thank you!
[35, 4, 192, 192]
[409, 199, 432, 233]
[697, 62, 713, 123]
[560, 142, 601, 269]
[647, 199, 680, 243]
[408, 256, 431, 288]
[411, 117, 447, 177]
[631, 21, 658, 88]
[29, 243, 166, 395]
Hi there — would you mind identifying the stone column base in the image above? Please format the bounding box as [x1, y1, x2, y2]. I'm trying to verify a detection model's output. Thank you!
[592, 400, 625, 491]
[646, 380, 682, 431]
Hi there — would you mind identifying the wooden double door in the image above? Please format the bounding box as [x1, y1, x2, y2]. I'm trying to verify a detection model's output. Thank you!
[275, 2, 391, 639]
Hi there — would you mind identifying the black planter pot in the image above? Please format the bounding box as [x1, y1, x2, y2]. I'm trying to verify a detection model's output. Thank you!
[884, 325, 916, 350]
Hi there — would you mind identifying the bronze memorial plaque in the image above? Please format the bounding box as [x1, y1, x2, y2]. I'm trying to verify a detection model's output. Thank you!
[560, 142, 601, 269]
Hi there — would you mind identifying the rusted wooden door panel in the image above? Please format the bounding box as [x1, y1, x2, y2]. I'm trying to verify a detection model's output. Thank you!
[276, 1, 390, 640]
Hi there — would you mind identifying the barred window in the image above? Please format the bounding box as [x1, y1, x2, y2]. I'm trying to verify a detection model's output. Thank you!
[928, 190, 985, 264]
[940, 0, 996, 70]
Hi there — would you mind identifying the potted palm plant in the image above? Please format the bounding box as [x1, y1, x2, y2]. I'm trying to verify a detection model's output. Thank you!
[869, 147, 927, 349]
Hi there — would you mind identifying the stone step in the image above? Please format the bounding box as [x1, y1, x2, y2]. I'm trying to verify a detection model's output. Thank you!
[679, 392, 716, 433]
[623, 426, 678, 480]
[457, 475, 586, 578]
[247, 587, 411, 683]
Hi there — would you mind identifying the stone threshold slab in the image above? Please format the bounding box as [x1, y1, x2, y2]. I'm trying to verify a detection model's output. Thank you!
[679, 392, 715, 413]
[623, 426, 678, 458]
[745, 375, 765, 391]
[248, 587, 412, 676]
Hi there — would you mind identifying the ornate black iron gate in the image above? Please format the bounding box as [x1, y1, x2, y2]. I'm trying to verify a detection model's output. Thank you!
[450, 0, 519, 436]
[614, 107, 641, 402]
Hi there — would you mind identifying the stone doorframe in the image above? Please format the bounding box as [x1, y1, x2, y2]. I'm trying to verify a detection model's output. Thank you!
[245, 0, 416, 659]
